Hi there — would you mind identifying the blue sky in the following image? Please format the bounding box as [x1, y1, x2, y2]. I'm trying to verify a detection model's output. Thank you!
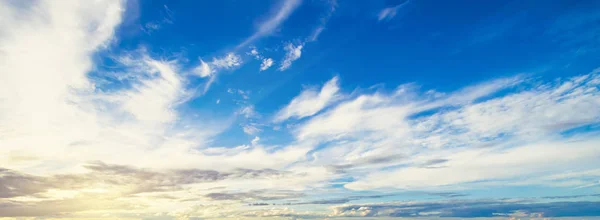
[1, 0, 600, 219]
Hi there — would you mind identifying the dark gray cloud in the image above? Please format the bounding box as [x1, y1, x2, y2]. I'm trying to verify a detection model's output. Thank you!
[0, 168, 48, 198]
[332, 200, 600, 217]
[206, 190, 305, 201]
[419, 158, 449, 168]
[249, 192, 468, 206]
[0, 162, 290, 199]
[327, 154, 406, 174]
[427, 192, 468, 198]
[328, 156, 451, 174]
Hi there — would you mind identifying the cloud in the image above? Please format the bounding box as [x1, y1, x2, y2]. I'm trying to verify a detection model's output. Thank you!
[196, 52, 243, 93]
[251, 136, 261, 145]
[239, 105, 257, 119]
[205, 190, 303, 201]
[291, 70, 600, 190]
[331, 200, 600, 217]
[278, 43, 304, 71]
[307, 0, 337, 42]
[0, 168, 46, 198]
[3, 0, 600, 218]
[140, 4, 174, 35]
[378, 0, 409, 22]
[250, 48, 260, 57]
[193, 59, 212, 77]
[0, 162, 292, 199]
[260, 58, 274, 71]
[247, 47, 274, 71]
[237, 0, 302, 48]
[211, 53, 242, 69]
[243, 124, 262, 135]
[274, 76, 340, 122]
[0, 197, 133, 217]
[118, 58, 185, 124]
[0, 0, 316, 196]
[0, 163, 299, 217]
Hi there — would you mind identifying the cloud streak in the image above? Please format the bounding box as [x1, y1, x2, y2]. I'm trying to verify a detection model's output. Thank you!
[237, 0, 302, 49]
[378, 0, 409, 22]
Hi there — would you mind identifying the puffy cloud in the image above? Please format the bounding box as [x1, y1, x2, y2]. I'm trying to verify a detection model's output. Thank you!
[331, 200, 600, 217]
[251, 136, 261, 145]
[260, 58, 274, 71]
[279, 43, 303, 71]
[211, 53, 242, 69]
[247, 47, 274, 71]
[274, 76, 340, 122]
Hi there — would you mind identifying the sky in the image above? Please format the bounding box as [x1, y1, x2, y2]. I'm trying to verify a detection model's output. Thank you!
[1, 0, 600, 219]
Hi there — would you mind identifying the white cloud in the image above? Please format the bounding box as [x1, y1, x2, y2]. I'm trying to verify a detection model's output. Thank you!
[292, 70, 600, 190]
[308, 26, 325, 42]
[195, 53, 243, 94]
[211, 53, 242, 69]
[274, 76, 340, 122]
[378, 1, 409, 22]
[193, 59, 212, 77]
[242, 125, 262, 135]
[260, 58, 274, 71]
[119, 59, 184, 124]
[3, 0, 600, 218]
[249, 48, 260, 58]
[308, 0, 337, 42]
[251, 136, 261, 145]
[247, 47, 274, 71]
[346, 138, 600, 190]
[0, 1, 328, 218]
[240, 105, 257, 118]
[279, 43, 304, 71]
[237, 0, 302, 48]
[0, 0, 312, 182]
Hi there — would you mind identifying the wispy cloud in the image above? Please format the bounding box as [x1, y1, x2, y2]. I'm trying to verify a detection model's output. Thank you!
[274, 76, 340, 122]
[291, 70, 600, 191]
[237, 0, 303, 49]
[279, 43, 304, 71]
[308, 0, 337, 42]
[195, 52, 243, 93]
[378, 0, 409, 22]
[140, 5, 174, 34]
